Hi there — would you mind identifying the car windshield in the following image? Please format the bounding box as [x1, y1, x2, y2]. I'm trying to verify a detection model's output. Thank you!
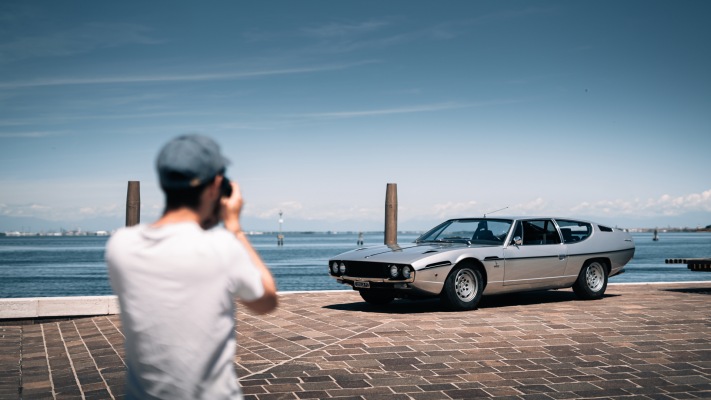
[416, 218, 514, 245]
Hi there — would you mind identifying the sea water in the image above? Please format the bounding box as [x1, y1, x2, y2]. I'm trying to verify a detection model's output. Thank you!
[0, 232, 709, 298]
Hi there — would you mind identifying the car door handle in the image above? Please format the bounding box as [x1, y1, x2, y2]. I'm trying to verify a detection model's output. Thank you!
[558, 254, 567, 260]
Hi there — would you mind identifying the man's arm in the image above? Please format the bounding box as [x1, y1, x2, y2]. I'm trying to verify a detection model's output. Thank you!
[222, 180, 278, 315]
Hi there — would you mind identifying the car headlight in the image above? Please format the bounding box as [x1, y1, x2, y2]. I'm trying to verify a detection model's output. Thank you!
[339, 263, 346, 274]
[402, 265, 412, 279]
[389, 264, 399, 278]
[331, 262, 339, 274]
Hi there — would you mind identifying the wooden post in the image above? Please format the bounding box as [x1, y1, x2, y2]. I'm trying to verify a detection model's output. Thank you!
[385, 183, 397, 245]
[126, 181, 140, 227]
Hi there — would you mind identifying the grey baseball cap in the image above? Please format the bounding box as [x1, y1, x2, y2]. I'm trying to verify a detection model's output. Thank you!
[156, 134, 230, 189]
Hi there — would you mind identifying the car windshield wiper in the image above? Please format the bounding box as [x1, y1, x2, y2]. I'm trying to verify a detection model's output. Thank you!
[434, 238, 471, 244]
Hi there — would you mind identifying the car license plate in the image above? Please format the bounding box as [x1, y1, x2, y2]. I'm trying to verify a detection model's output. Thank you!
[353, 281, 370, 288]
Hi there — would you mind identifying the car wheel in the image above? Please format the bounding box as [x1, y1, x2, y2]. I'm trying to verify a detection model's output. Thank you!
[441, 266, 483, 311]
[358, 290, 394, 306]
[573, 260, 608, 300]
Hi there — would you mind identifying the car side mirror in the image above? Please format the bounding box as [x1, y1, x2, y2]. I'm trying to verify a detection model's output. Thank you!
[512, 236, 522, 246]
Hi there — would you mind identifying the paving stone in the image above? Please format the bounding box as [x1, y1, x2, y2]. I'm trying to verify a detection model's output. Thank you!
[294, 389, 330, 399]
[408, 392, 451, 400]
[441, 387, 489, 398]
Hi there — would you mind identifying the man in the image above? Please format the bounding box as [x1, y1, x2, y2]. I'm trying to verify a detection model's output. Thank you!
[106, 134, 277, 399]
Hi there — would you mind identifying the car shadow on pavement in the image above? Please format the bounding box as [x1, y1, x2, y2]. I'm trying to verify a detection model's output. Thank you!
[479, 289, 621, 308]
[323, 289, 620, 314]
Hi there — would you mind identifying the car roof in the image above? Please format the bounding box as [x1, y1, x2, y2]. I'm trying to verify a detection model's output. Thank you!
[452, 216, 596, 224]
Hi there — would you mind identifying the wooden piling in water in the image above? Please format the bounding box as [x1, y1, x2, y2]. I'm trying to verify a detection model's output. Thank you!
[385, 183, 397, 245]
[126, 181, 140, 227]
[688, 260, 711, 272]
[664, 257, 711, 272]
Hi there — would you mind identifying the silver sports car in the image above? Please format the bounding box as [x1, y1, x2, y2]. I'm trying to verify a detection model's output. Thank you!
[328, 217, 635, 310]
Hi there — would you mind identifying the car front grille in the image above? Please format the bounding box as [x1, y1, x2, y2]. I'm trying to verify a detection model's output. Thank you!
[342, 261, 390, 278]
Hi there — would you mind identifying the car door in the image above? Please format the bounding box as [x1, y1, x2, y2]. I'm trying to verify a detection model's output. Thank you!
[503, 219, 568, 287]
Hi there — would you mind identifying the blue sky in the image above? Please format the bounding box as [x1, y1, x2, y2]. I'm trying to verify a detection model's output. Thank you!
[1, 1, 710, 232]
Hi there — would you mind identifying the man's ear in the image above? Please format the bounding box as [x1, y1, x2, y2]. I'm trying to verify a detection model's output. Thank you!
[204, 176, 222, 198]
[213, 175, 223, 189]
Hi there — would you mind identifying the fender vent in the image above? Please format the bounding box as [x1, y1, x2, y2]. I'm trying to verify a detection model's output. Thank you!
[423, 261, 452, 270]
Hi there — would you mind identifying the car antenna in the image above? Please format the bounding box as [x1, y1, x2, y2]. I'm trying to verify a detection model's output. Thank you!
[483, 206, 508, 218]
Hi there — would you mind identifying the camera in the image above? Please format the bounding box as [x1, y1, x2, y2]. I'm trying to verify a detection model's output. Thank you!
[220, 176, 233, 198]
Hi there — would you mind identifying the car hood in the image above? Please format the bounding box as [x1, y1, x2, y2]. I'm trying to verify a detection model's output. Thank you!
[333, 242, 483, 264]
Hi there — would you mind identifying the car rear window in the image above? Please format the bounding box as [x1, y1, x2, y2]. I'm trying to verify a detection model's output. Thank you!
[556, 219, 592, 243]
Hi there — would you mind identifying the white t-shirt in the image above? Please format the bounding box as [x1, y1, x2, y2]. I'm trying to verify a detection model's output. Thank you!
[106, 222, 264, 400]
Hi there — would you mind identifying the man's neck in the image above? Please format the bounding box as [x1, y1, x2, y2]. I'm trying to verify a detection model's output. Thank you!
[153, 208, 201, 228]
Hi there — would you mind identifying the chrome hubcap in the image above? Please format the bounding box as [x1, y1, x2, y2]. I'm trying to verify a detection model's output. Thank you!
[586, 263, 605, 292]
[454, 269, 478, 302]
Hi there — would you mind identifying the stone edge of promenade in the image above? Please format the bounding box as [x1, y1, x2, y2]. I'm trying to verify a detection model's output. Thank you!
[0, 290, 348, 320]
[2, 282, 710, 320]
[0, 295, 121, 319]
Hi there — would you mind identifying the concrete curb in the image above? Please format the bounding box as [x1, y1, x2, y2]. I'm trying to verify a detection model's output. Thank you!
[0, 295, 120, 319]
[0, 291, 342, 320]
[1, 282, 709, 320]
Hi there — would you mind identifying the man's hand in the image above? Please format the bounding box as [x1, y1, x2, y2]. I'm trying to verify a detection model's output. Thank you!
[221, 181, 243, 233]
[220, 179, 278, 314]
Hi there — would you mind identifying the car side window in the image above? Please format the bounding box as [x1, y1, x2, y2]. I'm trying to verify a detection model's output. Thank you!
[511, 221, 523, 244]
[555, 219, 592, 243]
[521, 219, 561, 245]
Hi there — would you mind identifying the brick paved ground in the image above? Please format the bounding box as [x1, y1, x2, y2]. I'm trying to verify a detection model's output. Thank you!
[1, 282, 710, 399]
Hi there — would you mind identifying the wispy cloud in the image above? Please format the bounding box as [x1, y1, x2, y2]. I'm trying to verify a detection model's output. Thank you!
[0, 201, 123, 222]
[243, 18, 395, 44]
[0, 22, 162, 64]
[78, 204, 121, 217]
[408, 190, 711, 224]
[245, 201, 382, 223]
[296, 99, 520, 119]
[249, 201, 304, 220]
[303, 28, 435, 55]
[570, 190, 711, 217]
[512, 198, 549, 214]
[432, 201, 479, 219]
[301, 20, 391, 38]
[244, 16, 463, 56]
[0, 60, 378, 89]
[290, 10, 555, 56]
[0, 130, 67, 138]
[429, 198, 551, 220]
[383, 88, 423, 96]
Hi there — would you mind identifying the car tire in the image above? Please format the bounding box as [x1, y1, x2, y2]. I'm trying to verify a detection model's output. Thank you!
[358, 290, 394, 306]
[441, 266, 483, 311]
[573, 259, 608, 300]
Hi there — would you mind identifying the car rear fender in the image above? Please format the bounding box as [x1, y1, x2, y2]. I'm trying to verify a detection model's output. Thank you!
[579, 257, 611, 277]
